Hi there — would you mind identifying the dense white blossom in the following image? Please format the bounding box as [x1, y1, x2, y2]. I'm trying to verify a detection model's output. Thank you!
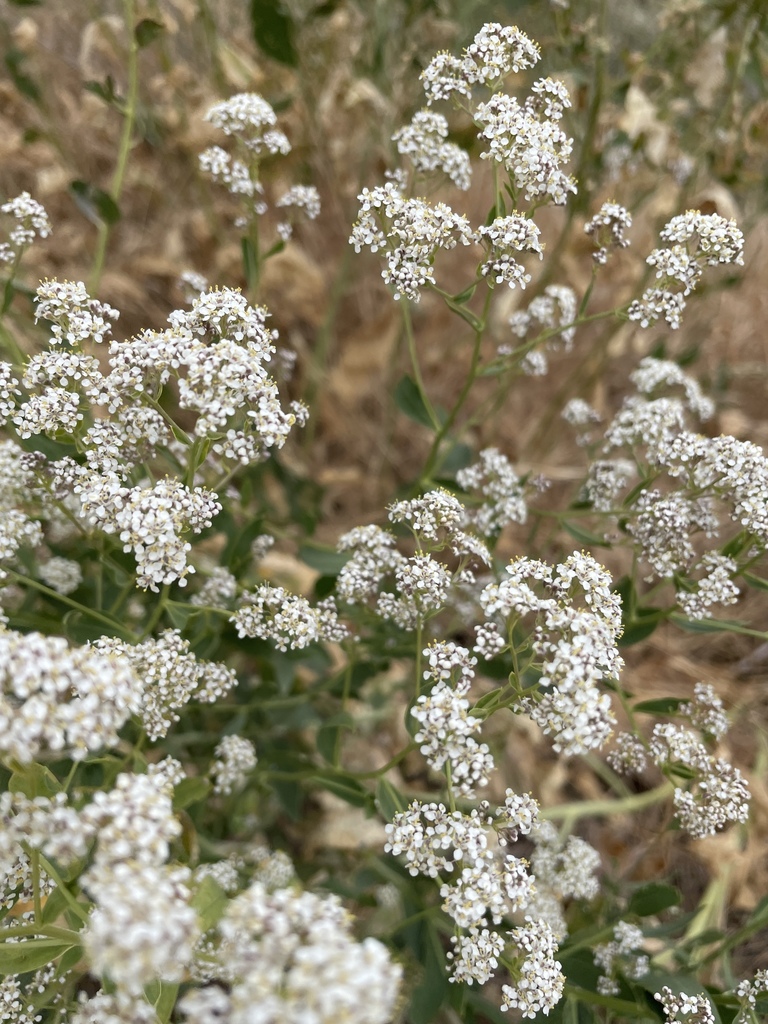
[210, 735, 257, 795]
[393, 109, 471, 189]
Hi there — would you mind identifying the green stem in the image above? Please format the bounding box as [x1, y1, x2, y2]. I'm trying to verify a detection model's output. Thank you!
[37, 854, 91, 925]
[0, 922, 81, 943]
[414, 621, 423, 699]
[351, 741, 418, 779]
[90, 0, 140, 294]
[140, 583, 171, 639]
[542, 781, 674, 822]
[8, 570, 139, 641]
[30, 849, 42, 923]
[421, 284, 493, 482]
[402, 300, 441, 433]
[332, 652, 354, 769]
[0, 319, 26, 368]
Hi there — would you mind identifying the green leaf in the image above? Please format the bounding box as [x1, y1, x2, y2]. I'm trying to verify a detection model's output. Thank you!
[721, 531, 751, 558]
[41, 886, 69, 925]
[135, 18, 164, 47]
[62, 609, 115, 645]
[619, 612, 664, 647]
[271, 777, 303, 820]
[562, 520, 612, 548]
[298, 543, 350, 575]
[375, 777, 408, 821]
[628, 882, 681, 916]
[316, 724, 342, 765]
[164, 601, 198, 630]
[394, 374, 435, 430]
[670, 613, 764, 638]
[743, 572, 768, 592]
[58, 943, 84, 974]
[0, 938, 75, 974]
[2, 278, 16, 315]
[409, 921, 449, 1024]
[9, 761, 62, 800]
[249, 0, 297, 65]
[146, 980, 178, 1024]
[191, 876, 228, 932]
[473, 686, 504, 711]
[172, 776, 211, 811]
[241, 236, 258, 285]
[5, 48, 40, 101]
[69, 180, 120, 226]
[449, 283, 477, 305]
[633, 697, 686, 714]
[315, 770, 372, 810]
[558, 947, 601, 990]
[438, 442, 473, 475]
[83, 76, 119, 106]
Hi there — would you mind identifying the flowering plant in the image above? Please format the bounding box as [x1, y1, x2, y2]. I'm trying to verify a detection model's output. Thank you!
[0, 5, 766, 1024]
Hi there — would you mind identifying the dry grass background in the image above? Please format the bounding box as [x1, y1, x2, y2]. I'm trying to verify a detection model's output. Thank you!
[3, 0, 768, 983]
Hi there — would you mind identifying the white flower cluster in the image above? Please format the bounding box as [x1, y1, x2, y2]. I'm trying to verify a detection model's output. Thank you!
[421, 24, 541, 103]
[190, 565, 238, 607]
[627, 489, 718, 579]
[507, 284, 578, 365]
[658, 432, 768, 544]
[232, 585, 347, 650]
[525, 821, 601, 940]
[386, 795, 563, 1014]
[679, 681, 729, 739]
[204, 93, 291, 155]
[9, 767, 199, 1018]
[275, 184, 321, 239]
[335, 524, 404, 604]
[650, 723, 750, 838]
[392, 109, 472, 190]
[655, 985, 715, 1024]
[349, 181, 474, 301]
[388, 488, 491, 563]
[376, 554, 453, 629]
[735, 971, 768, 1014]
[210, 734, 257, 795]
[477, 214, 542, 288]
[606, 731, 649, 775]
[475, 89, 575, 205]
[85, 861, 198, 1001]
[584, 201, 632, 264]
[480, 552, 623, 754]
[456, 447, 528, 535]
[0, 976, 44, 1024]
[412, 642, 493, 796]
[594, 921, 649, 995]
[77, 475, 221, 591]
[35, 278, 119, 346]
[0, 629, 142, 762]
[200, 94, 320, 236]
[199, 94, 289, 201]
[93, 630, 237, 740]
[628, 211, 744, 330]
[250, 844, 296, 891]
[500, 919, 565, 1018]
[583, 458, 635, 511]
[179, 270, 209, 302]
[677, 552, 739, 620]
[181, 882, 402, 1024]
[0, 192, 51, 263]
[630, 357, 714, 421]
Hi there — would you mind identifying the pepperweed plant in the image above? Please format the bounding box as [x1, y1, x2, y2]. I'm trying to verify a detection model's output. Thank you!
[0, 10, 767, 1024]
